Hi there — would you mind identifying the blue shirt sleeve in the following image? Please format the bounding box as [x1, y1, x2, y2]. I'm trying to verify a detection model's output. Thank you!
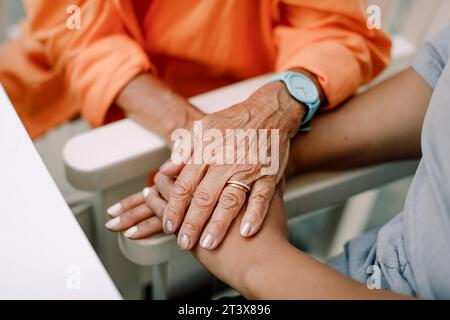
[413, 25, 450, 89]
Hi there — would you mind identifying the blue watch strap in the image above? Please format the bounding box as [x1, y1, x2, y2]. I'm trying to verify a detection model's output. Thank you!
[301, 98, 321, 126]
[267, 72, 321, 128]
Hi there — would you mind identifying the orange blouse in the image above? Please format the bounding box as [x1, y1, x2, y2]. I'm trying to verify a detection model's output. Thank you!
[0, 0, 391, 138]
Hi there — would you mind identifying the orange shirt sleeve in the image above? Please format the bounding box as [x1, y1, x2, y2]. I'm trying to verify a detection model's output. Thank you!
[23, 0, 154, 127]
[274, 0, 391, 108]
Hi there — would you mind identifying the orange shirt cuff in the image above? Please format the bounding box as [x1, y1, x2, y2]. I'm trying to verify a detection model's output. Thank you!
[277, 41, 362, 109]
[65, 35, 155, 127]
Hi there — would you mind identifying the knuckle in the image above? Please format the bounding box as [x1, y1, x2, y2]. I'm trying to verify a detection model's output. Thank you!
[165, 202, 180, 219]
[144, 193, 158, 208]
[219, 190, 241, 210]
[124, 208, 136, 221]
[172, 180, 193, 200]
[250, 187, 273, 205]
[144, 197, 153, 208]
[157, 203, 167, 218]
[192, 190, 215, 208]
[250, 193, 270, 205]
[182, 221, 200, 234]
[209, 219, 227, 235]
[154, 175, 169, 190]
[121, 197, 134, 209]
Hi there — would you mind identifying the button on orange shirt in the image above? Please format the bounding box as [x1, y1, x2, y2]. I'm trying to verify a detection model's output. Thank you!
[0, 0, 390, 138]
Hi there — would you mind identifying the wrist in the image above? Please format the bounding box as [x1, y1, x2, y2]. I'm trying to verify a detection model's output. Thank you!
[239, 240, 295, 299]
[115, 73, 204, 139]
[290, 68, 327, 108]
[115, 73, 151, 114]
[256, 81, 307, 137]
[264, 68, 326, 136]
[258, 67, 326, 137]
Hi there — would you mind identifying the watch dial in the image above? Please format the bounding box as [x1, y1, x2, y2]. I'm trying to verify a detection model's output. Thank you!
[289, 73, 319, 104]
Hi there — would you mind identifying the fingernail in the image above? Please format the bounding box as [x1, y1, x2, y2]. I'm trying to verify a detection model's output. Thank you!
[201, 233, 214, 249]
[240, 222, 252, 237]
[160, 159, 173, 171]
[105, 217, 121, 229]
[142, 187, 151, 199]
[164, 219, 174, 233]
[107, 203, 122, 217]
[124, 226, 138, 238]
[179, 234, 190, 250]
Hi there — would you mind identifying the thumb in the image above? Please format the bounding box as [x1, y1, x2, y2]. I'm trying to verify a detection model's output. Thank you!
[159, 158, 185, 177]
[161, 136, 192, 176]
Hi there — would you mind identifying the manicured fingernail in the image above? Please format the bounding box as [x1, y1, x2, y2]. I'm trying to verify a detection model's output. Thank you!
[164, 219, 174, 233]
[105, 217, 121, 229]
[124, 226, 138, 238]
[107, 203, 122, 217]
[142, 187, 151, 199]
[160, 159, 173, 171]
[179, 234, 190, 250]
[201, 233, 214, 249]
[240, 222, 252, 237]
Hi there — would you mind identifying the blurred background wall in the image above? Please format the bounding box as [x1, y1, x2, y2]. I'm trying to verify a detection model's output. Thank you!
[0, 0, 24, 42]
[1, 0, 449, 51]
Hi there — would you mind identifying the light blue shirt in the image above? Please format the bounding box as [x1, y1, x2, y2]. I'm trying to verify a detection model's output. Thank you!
[327, 25, 450, 299]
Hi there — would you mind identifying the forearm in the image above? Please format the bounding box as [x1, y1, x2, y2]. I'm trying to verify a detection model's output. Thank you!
[193, 213, 411, 299]
[191, 189, 405, 299]
[287, 68, 432, 175]
[242, 242, 412, 300]
[143, 173, 410, 299]
[115, 73, 204, 139]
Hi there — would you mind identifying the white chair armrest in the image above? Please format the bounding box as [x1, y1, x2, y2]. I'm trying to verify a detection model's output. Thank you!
[282, 160, 418, 218]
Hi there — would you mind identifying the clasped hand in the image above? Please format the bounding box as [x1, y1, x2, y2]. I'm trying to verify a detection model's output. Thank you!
[106, 82, 304, 250]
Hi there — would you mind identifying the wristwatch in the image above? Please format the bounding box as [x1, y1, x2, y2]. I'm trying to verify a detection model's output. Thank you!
[267, 71, 321, 128]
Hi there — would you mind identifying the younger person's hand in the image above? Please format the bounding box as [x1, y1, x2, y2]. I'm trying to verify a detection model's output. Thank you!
[148, 172, 290, 291]
[104, 185, 165, 239]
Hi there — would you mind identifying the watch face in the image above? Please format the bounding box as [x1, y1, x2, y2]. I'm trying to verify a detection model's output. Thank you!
[287, 73, 319, 104]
